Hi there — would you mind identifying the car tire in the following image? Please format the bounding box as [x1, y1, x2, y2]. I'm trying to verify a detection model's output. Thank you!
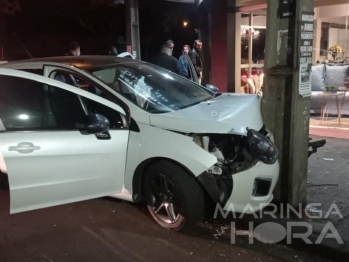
[144, 160, 205, 231]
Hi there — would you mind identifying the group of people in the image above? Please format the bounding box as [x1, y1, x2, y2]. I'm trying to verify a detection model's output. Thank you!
[64, 42, 118, 57]
[64, 39, 204, 84]
[149, 39, 204, 84]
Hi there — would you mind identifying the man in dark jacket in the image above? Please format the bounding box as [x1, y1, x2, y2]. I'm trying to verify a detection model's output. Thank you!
[149, 45, 182, 76]
[65, 41, 81, 56]
[189, 39, 203, 84]
[109, 46, 118, 56]
[165, 40, 174, 55]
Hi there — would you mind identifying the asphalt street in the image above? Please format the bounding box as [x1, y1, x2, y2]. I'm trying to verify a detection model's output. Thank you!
[0, 174, 334, 262]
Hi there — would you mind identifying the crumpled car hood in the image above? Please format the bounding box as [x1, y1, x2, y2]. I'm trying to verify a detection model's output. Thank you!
[150, 93, 264, 135]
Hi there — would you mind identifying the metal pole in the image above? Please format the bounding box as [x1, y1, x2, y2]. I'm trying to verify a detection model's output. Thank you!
[125, 0, 141, 60]
[248, 14, 253, 77]
[262, 0, 314, 206]
[344, 0, 349, 61]
[227, 0, 241, 93]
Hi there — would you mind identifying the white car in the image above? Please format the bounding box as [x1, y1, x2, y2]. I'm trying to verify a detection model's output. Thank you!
[0, 56, 279, 231]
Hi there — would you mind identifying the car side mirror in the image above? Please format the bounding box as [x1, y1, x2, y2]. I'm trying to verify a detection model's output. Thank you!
[85, 114, 110, 134]
[206, 84, 219, 94]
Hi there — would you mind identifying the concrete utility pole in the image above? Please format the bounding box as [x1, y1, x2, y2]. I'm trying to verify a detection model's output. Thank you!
[262, 0, 314, 206]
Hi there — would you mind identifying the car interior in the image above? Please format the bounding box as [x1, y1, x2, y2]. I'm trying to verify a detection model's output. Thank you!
[49, 70, 125, 129]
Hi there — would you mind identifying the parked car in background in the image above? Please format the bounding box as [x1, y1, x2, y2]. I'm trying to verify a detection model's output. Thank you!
[116, 52, 135, 59]
[0, 56, 279, 231]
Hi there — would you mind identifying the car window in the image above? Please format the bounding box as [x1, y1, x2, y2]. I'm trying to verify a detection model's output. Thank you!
[92, 68, 116, 84]
[49, 70, 78, 87]
[50, 70, 114, 102]
[91, 64, 213, 113]
[81, 97, 126, 130]
[0, 75, 86, 131]
[49, 70, 127, 130]
[70, 74, 105, 98]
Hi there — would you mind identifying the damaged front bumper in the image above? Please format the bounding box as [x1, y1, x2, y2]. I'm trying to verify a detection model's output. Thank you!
[195, 126, 280, 213]
[198, 160, 279, 213]
[197, 170, 233, 206]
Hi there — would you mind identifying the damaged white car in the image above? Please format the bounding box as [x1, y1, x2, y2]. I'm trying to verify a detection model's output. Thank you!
[0, 56, 279, 231]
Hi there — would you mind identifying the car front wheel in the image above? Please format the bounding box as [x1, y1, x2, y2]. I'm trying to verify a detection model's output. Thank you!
[144, 160, 205, 231]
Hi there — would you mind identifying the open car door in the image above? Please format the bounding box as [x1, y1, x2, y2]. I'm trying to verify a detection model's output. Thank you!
[0, 68, 129, 213]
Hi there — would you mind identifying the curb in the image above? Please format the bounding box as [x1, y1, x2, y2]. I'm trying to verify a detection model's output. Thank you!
[310, 125, 349, 139]
[310, 125, 349, 130]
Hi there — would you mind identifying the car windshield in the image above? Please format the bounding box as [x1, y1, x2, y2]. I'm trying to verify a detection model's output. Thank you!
[89, 63, 213, 113]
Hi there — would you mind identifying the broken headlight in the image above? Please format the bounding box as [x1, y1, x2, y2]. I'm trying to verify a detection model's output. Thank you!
[247, 129, 278, 164]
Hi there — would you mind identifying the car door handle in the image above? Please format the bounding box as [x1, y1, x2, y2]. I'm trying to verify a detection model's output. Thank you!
[95, 131, 111, 140]
[9, 142, 41, 154]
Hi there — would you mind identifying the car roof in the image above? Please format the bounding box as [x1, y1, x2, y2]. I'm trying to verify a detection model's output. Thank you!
[5, 55, 142, 71]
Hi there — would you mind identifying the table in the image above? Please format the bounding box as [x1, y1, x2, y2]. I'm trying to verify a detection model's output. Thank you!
[338, 87, 349, 109]
[317, 92, 345, 124]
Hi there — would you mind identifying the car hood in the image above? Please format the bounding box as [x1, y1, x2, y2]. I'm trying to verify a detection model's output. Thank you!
[149, 93, 264, 135]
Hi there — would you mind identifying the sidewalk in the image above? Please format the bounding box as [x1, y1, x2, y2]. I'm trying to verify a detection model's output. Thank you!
[310, 116, 349, 139]
[205, 135, 349, 261]
[306, 135, 349, 255]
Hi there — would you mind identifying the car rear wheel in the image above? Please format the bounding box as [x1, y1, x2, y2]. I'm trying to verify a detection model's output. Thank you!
[144, 160, 205, 231]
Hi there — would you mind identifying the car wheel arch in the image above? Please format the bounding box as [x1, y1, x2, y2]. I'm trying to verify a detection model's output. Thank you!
[131, 157, 197, 203]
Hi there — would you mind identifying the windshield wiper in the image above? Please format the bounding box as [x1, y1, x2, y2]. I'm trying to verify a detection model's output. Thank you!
[180, 96, 213, 109]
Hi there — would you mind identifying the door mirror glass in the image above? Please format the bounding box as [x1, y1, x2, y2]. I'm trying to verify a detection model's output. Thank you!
[85, 114, 110, 134]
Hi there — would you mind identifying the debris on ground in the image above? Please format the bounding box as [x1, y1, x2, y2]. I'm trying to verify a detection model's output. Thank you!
[42, 255, 54, 262]
[305, 206, 321, 216]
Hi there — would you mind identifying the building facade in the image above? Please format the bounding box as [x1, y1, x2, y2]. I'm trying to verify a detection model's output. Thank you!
[217, 0, 349, 93]
[155, 0, 349, 93]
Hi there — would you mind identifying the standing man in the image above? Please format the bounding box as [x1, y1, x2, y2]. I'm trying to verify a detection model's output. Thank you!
[109, 46, 118, 56]
[189, 39, 203, 84]
[65, 42, 81, 56]
[165, 40, 174, 55]
[149, 45, 182, 76]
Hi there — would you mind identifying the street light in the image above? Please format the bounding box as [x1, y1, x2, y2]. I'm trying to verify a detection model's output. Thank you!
[183, 21, 188, 27]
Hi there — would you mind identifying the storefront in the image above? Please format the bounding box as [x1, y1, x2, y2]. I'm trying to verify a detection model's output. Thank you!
[198, 1, 349, 96]
[225, 0, 349, 128]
